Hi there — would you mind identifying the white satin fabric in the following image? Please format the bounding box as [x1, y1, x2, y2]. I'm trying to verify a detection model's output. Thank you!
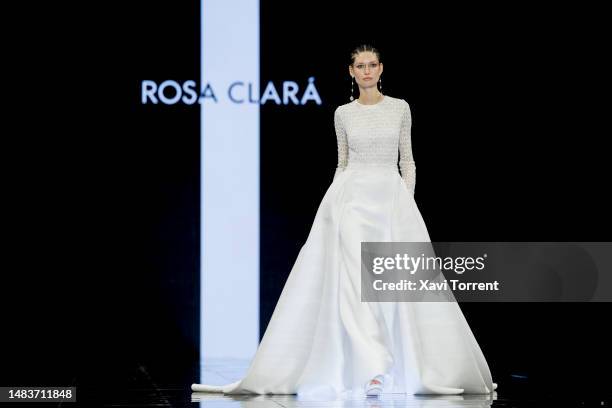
[192, 164, 497, 397]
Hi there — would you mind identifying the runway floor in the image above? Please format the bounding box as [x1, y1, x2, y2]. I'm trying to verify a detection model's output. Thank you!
[72, 358, 608, 407]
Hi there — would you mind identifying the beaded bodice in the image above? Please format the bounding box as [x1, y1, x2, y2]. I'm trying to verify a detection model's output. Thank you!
[333, 95, 416, 194]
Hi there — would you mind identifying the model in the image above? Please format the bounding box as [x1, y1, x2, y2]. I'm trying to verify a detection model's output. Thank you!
[192, 44, 497, 398]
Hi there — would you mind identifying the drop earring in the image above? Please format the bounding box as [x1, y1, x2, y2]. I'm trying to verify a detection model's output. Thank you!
[349, 76, 354, 101]
[379, 76, 383, 94]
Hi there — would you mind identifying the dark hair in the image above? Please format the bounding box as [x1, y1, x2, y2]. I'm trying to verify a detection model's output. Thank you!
[350, 44, 382, 66]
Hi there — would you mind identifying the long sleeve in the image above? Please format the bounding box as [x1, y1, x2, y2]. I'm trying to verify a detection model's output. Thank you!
[333, 107, 348, 181]
[399, 101, 416, 195]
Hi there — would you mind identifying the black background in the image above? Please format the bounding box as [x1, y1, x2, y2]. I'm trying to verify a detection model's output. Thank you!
[4, 0, 610, 402]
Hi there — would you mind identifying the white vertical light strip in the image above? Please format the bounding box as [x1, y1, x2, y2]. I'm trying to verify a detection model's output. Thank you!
[201, 0, 259, 362]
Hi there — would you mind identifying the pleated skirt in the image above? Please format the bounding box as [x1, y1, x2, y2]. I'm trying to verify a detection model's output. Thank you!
[192, 163, 497, 397]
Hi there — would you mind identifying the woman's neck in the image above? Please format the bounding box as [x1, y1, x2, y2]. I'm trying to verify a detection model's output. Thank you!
[357, 90, 384, 105]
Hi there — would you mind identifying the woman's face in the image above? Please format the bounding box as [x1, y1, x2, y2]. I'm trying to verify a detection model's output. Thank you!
[349, 51, 383, 90]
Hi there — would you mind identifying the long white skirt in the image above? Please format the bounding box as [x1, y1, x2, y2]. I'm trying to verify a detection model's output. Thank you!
[192, 163, 497, 397]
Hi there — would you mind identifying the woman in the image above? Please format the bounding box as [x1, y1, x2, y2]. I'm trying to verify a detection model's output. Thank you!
[192, 44, 497, 397]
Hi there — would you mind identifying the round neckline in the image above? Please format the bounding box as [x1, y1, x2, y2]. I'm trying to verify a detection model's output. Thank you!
[354, 94, 386, 107]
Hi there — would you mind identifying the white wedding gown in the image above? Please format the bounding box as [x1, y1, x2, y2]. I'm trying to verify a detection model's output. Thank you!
[192, 95, 497, 397]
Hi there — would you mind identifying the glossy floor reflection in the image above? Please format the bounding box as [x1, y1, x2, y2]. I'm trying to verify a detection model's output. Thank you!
[193, 392, 498, 407]
[74, 358, 609, 407]
[193, 358, 498, 407]
[187, 358, 605, 408]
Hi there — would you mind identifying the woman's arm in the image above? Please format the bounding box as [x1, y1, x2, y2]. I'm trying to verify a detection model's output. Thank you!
[399, 101, 416, 195]
[333, 107, 348, 181]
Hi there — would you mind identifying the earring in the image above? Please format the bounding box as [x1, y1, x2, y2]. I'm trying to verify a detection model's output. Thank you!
[349, 77, 354, 101]
[379, 76, 383, 94]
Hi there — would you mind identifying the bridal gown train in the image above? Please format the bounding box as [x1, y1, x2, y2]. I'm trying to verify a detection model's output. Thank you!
[192, 95, 497, 397]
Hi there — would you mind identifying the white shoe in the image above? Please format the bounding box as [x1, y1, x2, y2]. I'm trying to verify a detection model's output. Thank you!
[365, 374, 384, 396]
